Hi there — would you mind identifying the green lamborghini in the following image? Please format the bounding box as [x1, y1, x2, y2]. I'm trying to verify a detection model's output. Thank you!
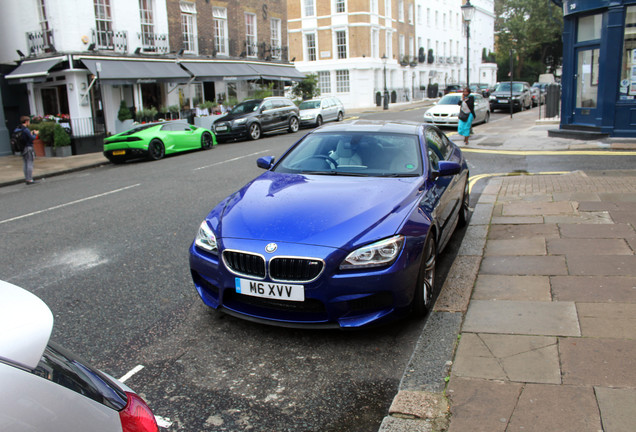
[103, 121, 217, 163]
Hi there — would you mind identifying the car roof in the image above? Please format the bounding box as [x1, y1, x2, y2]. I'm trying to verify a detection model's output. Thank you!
[0, 280, 53, 370]
[314, 119, 423, 135]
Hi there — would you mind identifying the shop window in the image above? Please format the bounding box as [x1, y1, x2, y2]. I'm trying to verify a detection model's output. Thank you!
[577, 14, 602, 42]
[620, 6, 636, 99]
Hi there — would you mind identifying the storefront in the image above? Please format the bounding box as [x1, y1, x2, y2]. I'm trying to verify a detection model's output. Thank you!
[555, 0, 636, 136]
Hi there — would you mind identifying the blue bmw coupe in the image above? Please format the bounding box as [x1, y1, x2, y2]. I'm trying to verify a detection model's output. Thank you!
[189, 120, 469, 328]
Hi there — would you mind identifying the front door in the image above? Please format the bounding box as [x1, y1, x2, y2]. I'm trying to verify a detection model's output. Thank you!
[573, 46, 600, 125]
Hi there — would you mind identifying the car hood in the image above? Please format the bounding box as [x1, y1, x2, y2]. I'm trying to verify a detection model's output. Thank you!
[426, 104, 460, 115]
[299, 108, 320, 116]
[214, 112, 250, 123]
[216, 171, 424, 249]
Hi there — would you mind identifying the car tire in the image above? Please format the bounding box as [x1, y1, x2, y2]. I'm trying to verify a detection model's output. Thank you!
[248, 123, 261, 140]
[201, 132, 214, 150]
[413, 234, 437, 317]
[337, 111, 344, 121]
[288, 116, 299, 133]
[315, 115, 323, 127]
[458, 179, 470, 227]
[148, 139, 165, 160]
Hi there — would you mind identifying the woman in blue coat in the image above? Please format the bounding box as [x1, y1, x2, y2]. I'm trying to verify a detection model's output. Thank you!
[457, 87, 475, 145]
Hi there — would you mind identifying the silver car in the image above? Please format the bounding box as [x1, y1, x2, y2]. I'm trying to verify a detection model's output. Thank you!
[0, 280, 159, 432]
[299, 97, 345, 127]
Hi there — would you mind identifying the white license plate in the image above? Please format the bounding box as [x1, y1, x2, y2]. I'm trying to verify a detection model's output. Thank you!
[498, 99, 508, 103]
[235, 278, 305, 302]
[216, 125, 227, 132]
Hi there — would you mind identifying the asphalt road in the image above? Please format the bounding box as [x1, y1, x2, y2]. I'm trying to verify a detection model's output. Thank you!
[3, 105, 636, 431]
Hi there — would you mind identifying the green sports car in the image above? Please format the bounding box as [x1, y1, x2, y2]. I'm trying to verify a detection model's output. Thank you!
[103, 121, 217, 163]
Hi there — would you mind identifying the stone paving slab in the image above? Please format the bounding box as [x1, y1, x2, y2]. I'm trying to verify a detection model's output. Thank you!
[551, 276, 636, 302]
[567, 255, 636, 276]
[576, 302, 636, 338]
[447, 378, 522, 432]
[473, 275, 551, 301]
[595, 387, 636, 432]
[507, 384, 602, 432]
[388, 391, 448, 419]
[480, 255, 568, 275]
[547, 238, 633, 255]
[452, 333, 560, 384]
[559, 223, 636, 238]
[544, 211, 613, 224]
[488, 223, 560, 240]
[485, 238, 546, 256]
[490, 216, 544, 225]
[560, 337, 636, 387]
[463, 300, 580, 336]
[501, 201, 575, 216]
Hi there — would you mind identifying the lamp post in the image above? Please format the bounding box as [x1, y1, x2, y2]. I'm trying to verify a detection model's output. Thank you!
[382, 54, 389, 110]
[461, 0, 475, 88]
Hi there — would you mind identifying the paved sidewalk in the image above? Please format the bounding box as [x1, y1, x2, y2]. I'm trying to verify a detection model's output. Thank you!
[381, 109, 636, 431]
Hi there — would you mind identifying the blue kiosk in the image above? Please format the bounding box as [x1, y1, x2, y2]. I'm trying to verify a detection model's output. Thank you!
[552, 0, 636, 137]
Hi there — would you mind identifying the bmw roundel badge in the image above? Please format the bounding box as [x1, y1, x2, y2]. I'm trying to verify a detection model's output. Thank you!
[265, 243, 278, 253]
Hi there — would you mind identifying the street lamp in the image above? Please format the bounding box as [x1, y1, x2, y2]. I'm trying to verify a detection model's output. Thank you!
[382, 54, 389, 110]
[461, 0, 475, 88]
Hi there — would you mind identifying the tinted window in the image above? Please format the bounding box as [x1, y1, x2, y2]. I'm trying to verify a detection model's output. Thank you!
[231, 100, 261, 114]
[425, 128, 450, 160]
[299, 101, 320, 109]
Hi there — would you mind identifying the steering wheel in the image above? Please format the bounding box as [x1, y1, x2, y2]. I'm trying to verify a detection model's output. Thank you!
[304, 155, 338, 170]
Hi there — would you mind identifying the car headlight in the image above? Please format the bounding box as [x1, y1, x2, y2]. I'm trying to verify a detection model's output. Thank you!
[301, 114, 314, 120]
[423, 112, 432, 118]
[489, 95, 496, 100]
[340, 235, 404, 270]
[195, 221, 218, 254]
[233, 118, 247, 125]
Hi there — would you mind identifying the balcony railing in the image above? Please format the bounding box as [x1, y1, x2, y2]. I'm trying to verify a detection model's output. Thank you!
[26, 29, 55, 56]
[136, 32, 169, 54]
[92, 29, 128, 53]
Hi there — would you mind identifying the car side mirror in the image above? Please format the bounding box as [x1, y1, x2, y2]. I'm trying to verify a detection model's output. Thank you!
[257, 156, 276, 170]
[433, 160, 461, 178]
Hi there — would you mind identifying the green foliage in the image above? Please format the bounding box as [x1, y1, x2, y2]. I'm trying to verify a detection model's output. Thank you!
[53, 123, 71, 148]
[35, 121, 56, 146]
[494, 0, 563, 82]
[252, 83, 275, 100]
[292, 74, 320, 100]
[198, 100, 218, 110]
[226, 97, 239, 107]
[167, 104, 181, 114]
[117, 100, 133, 122]
[136, 107, 158, 122]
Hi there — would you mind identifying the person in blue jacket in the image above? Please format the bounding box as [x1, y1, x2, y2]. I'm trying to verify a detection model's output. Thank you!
[14, 116, 39, 184]
[457, 88, 475, 145]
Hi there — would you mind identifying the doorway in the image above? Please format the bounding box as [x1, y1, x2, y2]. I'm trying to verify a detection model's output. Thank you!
[573, 46, 600, 125]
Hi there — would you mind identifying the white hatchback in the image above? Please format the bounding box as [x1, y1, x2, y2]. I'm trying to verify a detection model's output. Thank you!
[423, 92, 490, 127]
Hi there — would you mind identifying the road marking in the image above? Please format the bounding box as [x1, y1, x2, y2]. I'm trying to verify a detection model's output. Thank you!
[119, 364, 145, 383]
[461, 148, 636, 156]
[0, 184, 140, 225]
[194, 150, 271, 171]
[468, 171, 569, 193]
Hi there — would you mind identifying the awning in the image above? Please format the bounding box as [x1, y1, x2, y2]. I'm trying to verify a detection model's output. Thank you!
[181, 61, 305, 82]
[246, 63, 306, 81]
[81, 58, 191, 84]
[180, 61, 260, 81]
[5, 56, 66, 82]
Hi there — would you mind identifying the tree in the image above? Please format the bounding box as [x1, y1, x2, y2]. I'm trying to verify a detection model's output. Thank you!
[292, 74, 320, 100]
[495, 0, 563, 82]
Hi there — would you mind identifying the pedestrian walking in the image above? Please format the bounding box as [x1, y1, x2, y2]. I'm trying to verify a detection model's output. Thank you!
[14, 116, 39, 185]
[457, 87, 475, 145]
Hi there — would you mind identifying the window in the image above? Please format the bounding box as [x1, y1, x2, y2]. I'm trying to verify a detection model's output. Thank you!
[94, 0, 113, 49]
[408, 4, 413, 24]
[318, 71, 331, 93]
[304, 0, 315, 17]
[371, 28, 379, 58]
[398, 0, 404, 22]
[306, 33, 317, 61]
[213, 7, 228, 55]
[578, 13, 602, 42]
[180, 1, 197, 54]
[335, 0, 345, 13]
[37, 0, 53, 48]
[336, 70, 350, 93]
[385, 0, 391, 18]
[371, 0, 378, 15]
[271, 18, 282, 59]
[245, 13, 257, 57]
[621, 7, 636, 97]
[399, 34, 405, 58]
[386, 31, 393, 58]
[139, 0, 155, 50]
[336, 30, 347, 59]
[409, 36, 414, 57]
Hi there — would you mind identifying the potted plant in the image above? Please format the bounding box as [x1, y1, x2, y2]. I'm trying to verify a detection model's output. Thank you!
[53, 123, 72, 157]
[167, 104, 180, 120]
[34, 121, 56, 157]
[116, 100, 134, 133]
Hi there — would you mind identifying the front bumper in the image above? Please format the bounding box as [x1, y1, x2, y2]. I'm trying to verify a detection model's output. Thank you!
[189, 236, 423, 328]
[423, 116, 458, 126]
[213, 122, 249, 140]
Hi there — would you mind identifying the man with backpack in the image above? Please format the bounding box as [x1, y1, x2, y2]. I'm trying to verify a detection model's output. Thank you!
[13, 116, 39, 185]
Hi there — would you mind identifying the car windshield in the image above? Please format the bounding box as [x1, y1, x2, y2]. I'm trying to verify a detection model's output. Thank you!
[495, 83, 524, 92]
[274, 131, 422, 177]
[120, 123, 159, 136]
[299, 101, 321, 109]
[438, 95, 462, 105]
[230, 100, 261, 114]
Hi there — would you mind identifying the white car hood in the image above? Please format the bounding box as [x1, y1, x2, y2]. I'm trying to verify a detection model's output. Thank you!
[425, 104, 460, 115]
[0, 280, 53, 370]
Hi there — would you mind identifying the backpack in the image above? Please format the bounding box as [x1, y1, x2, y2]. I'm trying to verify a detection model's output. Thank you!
[10, 128, 26, 153]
